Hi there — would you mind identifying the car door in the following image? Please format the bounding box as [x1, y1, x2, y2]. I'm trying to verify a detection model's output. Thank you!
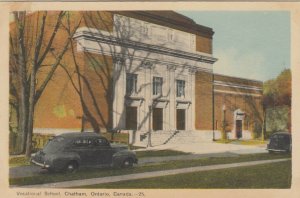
[278, 134, 290, 151]
[94, 138, 113, 165]
[269, 134, 278, 150]
[71, 138, 95, 166]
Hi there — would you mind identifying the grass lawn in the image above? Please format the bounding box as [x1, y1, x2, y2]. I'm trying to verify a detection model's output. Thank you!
[135, 150, 189, 158]
[102, 133, 129, 144]
[9, 156, 30, 167]
[82, 160, 291, 189]
[10, 153, 290, 186]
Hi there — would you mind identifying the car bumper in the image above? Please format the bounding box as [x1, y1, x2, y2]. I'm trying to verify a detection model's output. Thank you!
[267, 148, 290, 152]
[31, 159, 50, 169]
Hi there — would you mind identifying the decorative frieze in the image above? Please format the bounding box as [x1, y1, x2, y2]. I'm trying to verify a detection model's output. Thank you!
[140, 61, 155, 69]
[114, 14, 196, 52]
[167, 65, 176, 71]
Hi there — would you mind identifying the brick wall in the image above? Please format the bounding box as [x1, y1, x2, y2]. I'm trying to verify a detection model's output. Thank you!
[195, 71, 213, 130]
[196, 35, 212, 54]
[213, 91, 263, 133]
[195, 72, 263, 134]
[82, 52, 114, 130]
[24, 11, 115, 131]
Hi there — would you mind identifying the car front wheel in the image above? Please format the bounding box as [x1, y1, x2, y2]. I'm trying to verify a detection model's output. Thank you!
[268, 150, 274, 154]
[65, 161, 79, 173]
[122, 158, 133, 168]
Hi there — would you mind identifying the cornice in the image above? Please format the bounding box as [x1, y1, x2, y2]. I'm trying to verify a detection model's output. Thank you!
[74, 29, 218, 65]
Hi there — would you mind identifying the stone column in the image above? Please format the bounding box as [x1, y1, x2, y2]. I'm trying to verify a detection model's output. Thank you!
[163, 67, 170, 131]
[168, 65, 176, 130]
[112, 57, 126, 129]
[188, 67, 197, 131]
[142, 61, 154, 132]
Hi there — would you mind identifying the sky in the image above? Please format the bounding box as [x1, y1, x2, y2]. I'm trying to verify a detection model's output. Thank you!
[178, 11, 290, 82]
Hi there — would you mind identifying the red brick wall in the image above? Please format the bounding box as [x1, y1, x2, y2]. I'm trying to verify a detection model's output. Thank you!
[82, 53, 114, 130]
[195, 71, 213, 130]
[17, 11, 115, 130]
[196, 35, 212, 54]
[195, 72, 263, 133]
[213, 93, 263, 132]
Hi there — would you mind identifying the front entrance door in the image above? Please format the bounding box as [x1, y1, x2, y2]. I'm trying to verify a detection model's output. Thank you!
[153, 108, 163, 131]
[236, 120, 242, 139]
[126, 106, 137, 130]
[176, 109, 185, 130]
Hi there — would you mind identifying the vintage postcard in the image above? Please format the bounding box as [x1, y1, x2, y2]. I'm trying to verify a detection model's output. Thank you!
[1, 1, 300, 198]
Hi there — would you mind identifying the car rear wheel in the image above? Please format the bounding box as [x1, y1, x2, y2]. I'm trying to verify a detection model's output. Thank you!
[65, 161, 78, 173]
[122, 158, 133, 168]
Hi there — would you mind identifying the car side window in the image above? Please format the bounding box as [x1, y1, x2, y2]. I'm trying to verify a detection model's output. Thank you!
[272, 135, 278, 140]
[74, 138, 93, 147]
[94, 138, 109, 146]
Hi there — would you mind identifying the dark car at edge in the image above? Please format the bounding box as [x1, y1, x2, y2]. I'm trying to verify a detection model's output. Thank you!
[267, 132, 292, 153]
[31, 132, 138, 172]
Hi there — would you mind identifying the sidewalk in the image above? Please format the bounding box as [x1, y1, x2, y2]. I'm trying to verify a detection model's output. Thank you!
[18, 158, 290, 188]
[134, 141, 268, 155]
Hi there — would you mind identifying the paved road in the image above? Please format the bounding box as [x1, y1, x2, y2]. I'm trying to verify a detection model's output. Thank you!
[15, 158, 290, 188]
[10, 152, 239, 179]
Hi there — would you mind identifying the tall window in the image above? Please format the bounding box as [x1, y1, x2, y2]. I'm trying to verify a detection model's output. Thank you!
[176, 80, 185, 97]
[126, 73, 137, 95]
[153, 77, 163, 95]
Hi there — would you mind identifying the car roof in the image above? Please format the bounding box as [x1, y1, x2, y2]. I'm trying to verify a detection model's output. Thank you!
[58, 132, 104, 139]
[272, 132, 291, 136]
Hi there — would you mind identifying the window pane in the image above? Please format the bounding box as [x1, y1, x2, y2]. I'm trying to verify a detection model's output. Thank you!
[126, 73, 137, 95]
[176, 80, 185, 97]
[153, 77, 163, 95]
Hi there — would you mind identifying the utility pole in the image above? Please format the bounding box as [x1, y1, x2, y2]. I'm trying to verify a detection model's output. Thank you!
[261, 110, 266, 142]
[212, 73, 215, 141]
[147, 105, 152, 147]
[222, 104, 227, 140]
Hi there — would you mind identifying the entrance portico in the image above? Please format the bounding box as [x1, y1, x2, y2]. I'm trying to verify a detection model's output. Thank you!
[112, 60, 198, 133]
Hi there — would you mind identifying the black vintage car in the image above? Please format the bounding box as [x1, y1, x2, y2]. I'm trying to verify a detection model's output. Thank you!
[31, 132, 138, 172]
[267, 132, 292, 153]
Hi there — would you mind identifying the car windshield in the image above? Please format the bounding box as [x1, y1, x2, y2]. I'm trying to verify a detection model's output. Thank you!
[43, 136, 68, 153]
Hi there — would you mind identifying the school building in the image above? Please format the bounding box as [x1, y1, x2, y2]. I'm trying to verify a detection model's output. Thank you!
[16, 11, 263, 146]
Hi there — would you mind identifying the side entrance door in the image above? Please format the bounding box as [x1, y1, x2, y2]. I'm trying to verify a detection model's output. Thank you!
[236, 120, 242, 139]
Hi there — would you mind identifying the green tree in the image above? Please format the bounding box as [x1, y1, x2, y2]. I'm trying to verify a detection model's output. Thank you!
[263, 68, 291, 134]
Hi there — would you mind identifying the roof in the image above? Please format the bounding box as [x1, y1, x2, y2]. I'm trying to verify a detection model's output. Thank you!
[272, 132, 291, 135]
[59, 132, 102, 138]
[114, 11, 214, 38]
[213, 73, 263, 88]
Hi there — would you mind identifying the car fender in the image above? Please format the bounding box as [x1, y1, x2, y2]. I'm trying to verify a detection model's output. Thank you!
[47, 152, 81, 171]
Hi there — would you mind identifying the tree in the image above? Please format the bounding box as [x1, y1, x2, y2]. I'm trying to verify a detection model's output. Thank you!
[9, 11, 82, 156]
[263, 68, 291, 134]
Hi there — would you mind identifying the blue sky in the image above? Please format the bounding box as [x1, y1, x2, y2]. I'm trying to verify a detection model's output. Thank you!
[178, 11, 290, 82]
